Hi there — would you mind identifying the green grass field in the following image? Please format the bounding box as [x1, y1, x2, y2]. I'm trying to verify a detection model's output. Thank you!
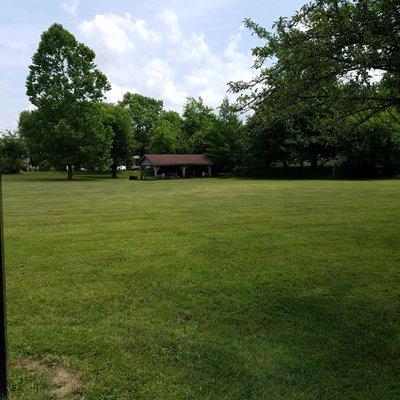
[3, 172, 400, 399]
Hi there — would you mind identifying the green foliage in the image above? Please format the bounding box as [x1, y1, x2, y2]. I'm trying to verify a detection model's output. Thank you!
[0, 131, 27, 173]
[101, 104, 135, 177]
[182, 97, 217, 153]
[340, 111, 400, 176]
[25, 24, 111, 179]
[243, 100, 400, 176]
[149, 111, 183, 154]
[205, 98, 244, 171]
[230, 0, 399, 119]
[286, 102, 339, 169]
[119, 92, 163, 155]
[19, 104, 113, 175]
[231, 0, 400, 176]
[179, 97, 245, 171]
[18, 110, 42, 166]
[18, 4, 400, 179]
[243, 100, 339, 172]
[26, 23, 109, 109]
[244, 112, 293, 169]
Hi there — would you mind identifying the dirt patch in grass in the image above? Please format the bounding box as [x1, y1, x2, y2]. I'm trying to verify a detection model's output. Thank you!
[15, 357, 83, 399]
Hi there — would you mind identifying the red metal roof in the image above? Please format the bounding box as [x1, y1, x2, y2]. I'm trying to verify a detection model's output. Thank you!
[141, 154, 213, 166]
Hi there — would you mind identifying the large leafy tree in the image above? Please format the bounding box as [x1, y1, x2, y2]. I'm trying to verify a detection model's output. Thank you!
[230, 0, 400, 176]
[0, 131, 27, 173]
[149, 111, 183, 154]
[119, 93, 163, 156]
[287, 102, 339, 170]
[242, 96, 340, 174]
[339, 110, 400, 176]
[18, 110, 45, 167]
[230, 0, 400, 122]
[244, 111, 295, 171]
[25, 23, 111, 179]
[182, 97, 217, 153]
[205, 98, 244, 171]
[19, 104, 113, 178]
[101, 104, 135, 178]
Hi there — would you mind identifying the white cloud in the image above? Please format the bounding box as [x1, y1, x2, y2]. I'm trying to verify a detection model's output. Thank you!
[161, 81, 188, 106]
[160, 0, 239, 19]
[158, 10, 181, 42]
[80, 14, 135, 54]
[79, 13, 161, 55]
[133, 19, 161, 43]
[225, 31, 242, 58]
[61, 0, 80, 17]
[107, 82, 138, 103]
[146, 59, 174, 88]
[199, 87, 222, 106]
[78, 9, 254, 111]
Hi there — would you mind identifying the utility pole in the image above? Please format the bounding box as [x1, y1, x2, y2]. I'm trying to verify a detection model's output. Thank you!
[0, 175, 8, 398]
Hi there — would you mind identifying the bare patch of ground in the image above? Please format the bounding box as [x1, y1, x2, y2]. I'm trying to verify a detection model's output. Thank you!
[15, 357, 83, 399]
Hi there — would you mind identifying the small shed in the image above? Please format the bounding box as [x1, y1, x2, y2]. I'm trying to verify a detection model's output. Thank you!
[138, 154, 213, 179]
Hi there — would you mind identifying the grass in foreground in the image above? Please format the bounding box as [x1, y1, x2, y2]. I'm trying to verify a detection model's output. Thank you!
[3, 172, 400, 399]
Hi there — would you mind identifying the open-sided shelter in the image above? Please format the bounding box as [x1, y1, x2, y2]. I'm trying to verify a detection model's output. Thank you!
[138, 154, 213, 179]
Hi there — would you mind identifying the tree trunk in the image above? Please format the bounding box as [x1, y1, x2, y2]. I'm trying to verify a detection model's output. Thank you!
[111, 164, 118, 179]
[67, 164, 73, 180]
[311, 158, 318, 178]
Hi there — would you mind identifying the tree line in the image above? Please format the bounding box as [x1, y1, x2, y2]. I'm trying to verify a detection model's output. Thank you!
[1, 24, 242, 179]
[229, 0, 400, 177]
[1, 0, 399, 178]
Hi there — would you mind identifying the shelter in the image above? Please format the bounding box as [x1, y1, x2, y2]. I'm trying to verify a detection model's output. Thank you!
[138, 154, 213, 179]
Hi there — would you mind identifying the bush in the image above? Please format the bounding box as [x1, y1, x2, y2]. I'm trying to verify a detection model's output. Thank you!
[0, 132, 27, 173]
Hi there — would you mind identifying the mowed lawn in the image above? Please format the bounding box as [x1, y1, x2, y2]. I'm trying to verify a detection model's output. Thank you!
[3, 172, 400, 400]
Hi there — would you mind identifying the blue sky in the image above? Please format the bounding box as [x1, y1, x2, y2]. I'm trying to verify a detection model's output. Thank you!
[0, 0, 305, 130]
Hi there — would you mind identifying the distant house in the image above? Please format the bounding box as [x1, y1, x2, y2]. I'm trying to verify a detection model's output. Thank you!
[138, 154, 213, 179]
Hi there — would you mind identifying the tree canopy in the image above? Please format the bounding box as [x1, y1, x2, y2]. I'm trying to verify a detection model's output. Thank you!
[27, 23, 109, 109]
[24, 23, 111, 179]
[149, 111, 184, 154]
[17, 4, 400, 179]
[101, 104, 135, 178]
[229, 0, 400, 176]
[182, 97, 218, 154]
[230, 0, 400, 123]
[0, 132, 27, 173]
[119, 93, 164, 156]
[205, 98, 244, 171]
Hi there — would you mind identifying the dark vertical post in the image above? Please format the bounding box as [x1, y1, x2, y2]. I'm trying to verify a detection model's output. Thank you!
[0, 175, 8, 398]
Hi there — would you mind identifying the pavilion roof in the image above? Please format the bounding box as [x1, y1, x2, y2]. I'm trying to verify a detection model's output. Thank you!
[140, 154, 213, 167]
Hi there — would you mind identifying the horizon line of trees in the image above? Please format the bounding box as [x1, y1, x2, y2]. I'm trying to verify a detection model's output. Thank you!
[1, 23, 243, 179]
[2, 0, 400, 179]
[6, 93, 243, 178]
[228, 0, 400, 177]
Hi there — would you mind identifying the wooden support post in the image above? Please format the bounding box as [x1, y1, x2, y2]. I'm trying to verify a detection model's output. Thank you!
[0, 175, 8, 399]
[181, 166, 187, 179]
[208, 166, 212, 177]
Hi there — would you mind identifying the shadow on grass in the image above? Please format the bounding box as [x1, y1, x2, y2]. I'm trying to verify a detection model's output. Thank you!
[165, 285, 400, 399]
